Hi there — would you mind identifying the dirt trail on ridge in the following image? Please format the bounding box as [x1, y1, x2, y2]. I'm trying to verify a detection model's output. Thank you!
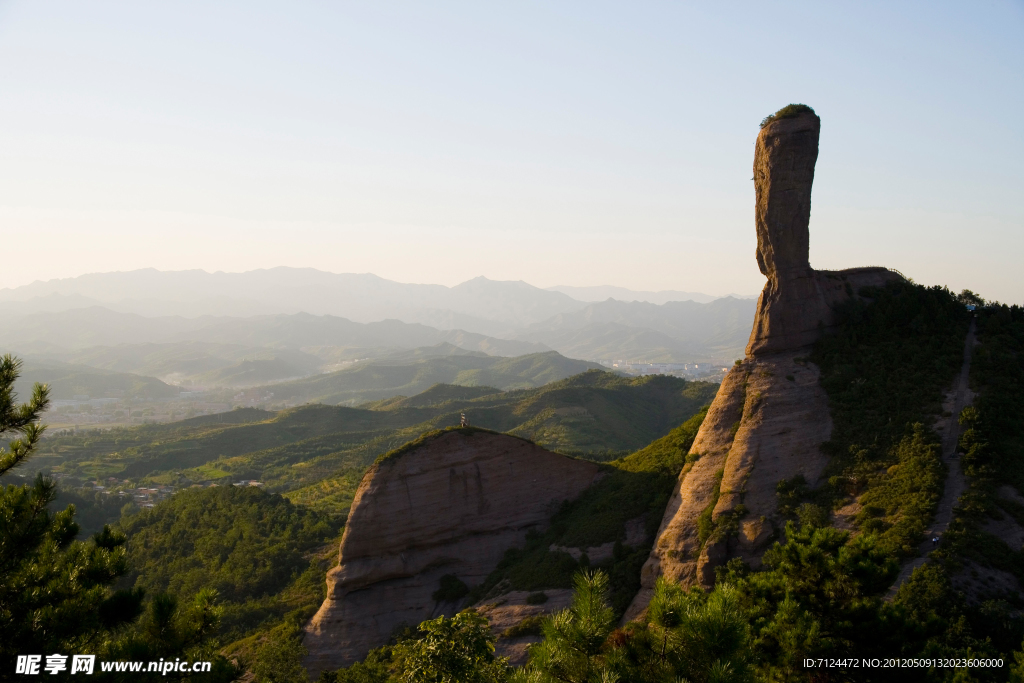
[885, 317, 976, 599]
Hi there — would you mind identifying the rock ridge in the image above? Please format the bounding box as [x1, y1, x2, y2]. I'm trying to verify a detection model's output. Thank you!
[303, 429, 602, 676]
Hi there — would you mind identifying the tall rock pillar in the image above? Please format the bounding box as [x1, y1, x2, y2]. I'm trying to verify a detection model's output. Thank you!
[747, 110, 827, 356]
[624, 106, 902, 620]
[753, 111, 818, 281]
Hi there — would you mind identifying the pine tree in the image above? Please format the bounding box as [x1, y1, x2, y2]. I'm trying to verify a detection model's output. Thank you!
[642, 579, 753, 683]
[0, 354, 232, 678]
[525, 569, 618, 683]
[0, 354, 146, 658]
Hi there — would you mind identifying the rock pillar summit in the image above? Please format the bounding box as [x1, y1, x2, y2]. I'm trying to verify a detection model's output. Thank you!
[626, 105, 902, 618]
[746, 107, 851, 356]
[753, 107, 818, 284]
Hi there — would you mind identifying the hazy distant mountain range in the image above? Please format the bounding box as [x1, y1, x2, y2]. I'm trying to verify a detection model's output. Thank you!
[0, 269, 759, 393]
[0, 267, 753, 328]
[0, 269, 584, 334]
[545, 285, 755, 305]
[0, 307, 545, 356]
[517, 297, 754, 362]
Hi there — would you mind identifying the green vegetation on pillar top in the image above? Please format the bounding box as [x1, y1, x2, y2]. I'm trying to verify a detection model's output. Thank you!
[760, 103, 816, 128]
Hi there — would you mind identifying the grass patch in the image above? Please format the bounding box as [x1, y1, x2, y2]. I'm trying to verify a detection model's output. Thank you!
[856, 425, 946, 555]
[696, 469, 725, 551]
[283, 468, 365, 520]
[373, 426, 515, 465]
[502, 614, 546, 638]
[190, 464, 232, 480]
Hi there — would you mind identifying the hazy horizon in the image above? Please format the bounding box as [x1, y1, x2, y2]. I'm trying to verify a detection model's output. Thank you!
[0, 266, 758, 302]
[1, 1, 1021, 303]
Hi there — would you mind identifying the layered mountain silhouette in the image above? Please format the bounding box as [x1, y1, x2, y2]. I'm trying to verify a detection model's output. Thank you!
[1, 270, 749, 325]
[1, 272, 757, 369]
[0, 271, 583, 332]
[516, 297, 755, 361]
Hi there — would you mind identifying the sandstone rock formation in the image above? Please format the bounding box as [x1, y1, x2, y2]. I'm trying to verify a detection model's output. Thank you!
[303, 429, 602, 675]
[626, 106, 902, 618]
[474, 589, 575, 666]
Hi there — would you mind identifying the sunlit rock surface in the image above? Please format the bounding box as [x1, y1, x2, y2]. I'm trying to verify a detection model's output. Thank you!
[303, 429, 601, 675]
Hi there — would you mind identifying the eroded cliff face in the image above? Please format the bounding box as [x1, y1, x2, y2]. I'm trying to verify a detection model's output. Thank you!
[627, 109, 902, 618]
[303, 429, 602, 675]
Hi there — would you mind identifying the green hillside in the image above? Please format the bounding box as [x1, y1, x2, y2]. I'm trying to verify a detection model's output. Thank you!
[287, 371, 717, 514]
[119, 486, 341, 641]
[254, 348, 605, 405]
[65, 341, 325, 384]
[93, 402, 715, 647]
[810, 281, 969, 555]
[14, 360, 179, 400]
[926, 299, 1024, 652]
[197, 357, 312, 386]
[30, 371, 717, 523]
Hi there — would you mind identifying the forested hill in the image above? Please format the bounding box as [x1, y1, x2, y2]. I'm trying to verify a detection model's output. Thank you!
[119, 486, 341, 643]
[13, 358, 179, 400]
[25, 370, 717, 525]
[249, 348, 605, 405]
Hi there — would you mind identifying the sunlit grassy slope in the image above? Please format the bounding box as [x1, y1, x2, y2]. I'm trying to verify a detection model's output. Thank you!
[31, 370, 718, 520]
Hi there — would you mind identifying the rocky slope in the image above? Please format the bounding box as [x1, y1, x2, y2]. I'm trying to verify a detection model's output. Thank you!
[627, 107, 902, 617]
[302, 428, 602, 675]
[474, 589, 575, 666]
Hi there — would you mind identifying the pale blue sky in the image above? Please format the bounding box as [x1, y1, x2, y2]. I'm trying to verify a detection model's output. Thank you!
[1, 1, 1021, 301]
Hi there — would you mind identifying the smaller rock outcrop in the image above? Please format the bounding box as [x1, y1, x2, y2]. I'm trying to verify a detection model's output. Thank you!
[303, 429, 602, 676]
[475, 590, 575, 666]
